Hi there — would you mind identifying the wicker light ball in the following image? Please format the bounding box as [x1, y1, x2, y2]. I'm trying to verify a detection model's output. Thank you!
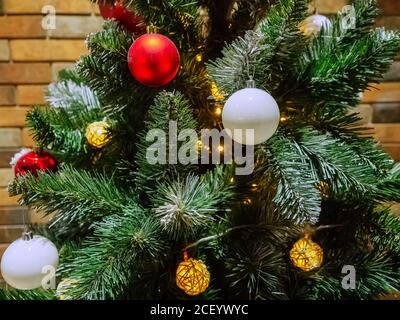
[55, 277, 79, 300]
[176, 252, 210, 296]
[290, 234, 323, 271]
[85, 121, 111, 148]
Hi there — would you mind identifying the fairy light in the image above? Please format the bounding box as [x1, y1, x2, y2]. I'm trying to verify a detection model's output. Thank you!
[243, 198, 252, 205]
[215, 107, 222, 116]
[211, 82, 224, 102]
[196, 53, 203, 62]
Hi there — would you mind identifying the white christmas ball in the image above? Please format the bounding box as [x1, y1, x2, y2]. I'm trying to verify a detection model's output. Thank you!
[1, 235, 59, 290]
[299, 14, 332, 36]
[222, 88, 280, 145]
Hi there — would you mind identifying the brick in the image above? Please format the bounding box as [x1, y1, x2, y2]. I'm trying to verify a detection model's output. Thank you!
[0, 86, 15, 105]
[376, 16, 400, 30]
[382, 143, 400, 161]
[0, 63, 51, 84]
[0, 208, 49, 225]
[384, 62, 400, 82]
[2, 0, 95, 14]
[30, 209, 52, 225]
[0, 16, 45, 39]
[51, 62, 75, 81]
[22, 128, 34, 148]
[10, 40, 87, 62]
[372, 103, 400, 123]
[0, 244, 9, 258]
[373, 124, 400, 143]
[353, 104, 373, 124]
[0, 207, 27, 225]
[0, 169, 13, 187]
[0, 128, 22, 147]
[0, 225, 24, 242]
[0, 107, 30, 127]
[0, 149, 19, 168]
[390, 203, 400, 217]
[0, 189, 18, 206]
[378, 0, 400, 15]
[316, 0, 349, 14]
[363, 83, 400, 103]
[49, 16, 103, 39]
[17, 85, 46, 105]
[0, 40, 10, 61]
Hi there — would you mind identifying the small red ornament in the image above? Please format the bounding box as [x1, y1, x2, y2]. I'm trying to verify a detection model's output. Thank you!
[99, 1, 146, 35]
[127, 34, 181, 87]
[13, 150, 58, 177]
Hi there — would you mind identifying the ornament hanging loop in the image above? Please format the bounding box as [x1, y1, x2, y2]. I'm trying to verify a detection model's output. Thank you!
[183, 251, 189, 261]
[22, 228, 33, 241]
[146, 24, 158, 34]
[246, 79, 256, 88]
[312, 0, 318, 14]
[21, 208, 33, 241]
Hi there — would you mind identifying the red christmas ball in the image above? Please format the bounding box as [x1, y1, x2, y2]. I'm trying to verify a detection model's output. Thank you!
[99, 1, 146, 35]
[14, 151, 58, 177]
[127, 34, 181, 87]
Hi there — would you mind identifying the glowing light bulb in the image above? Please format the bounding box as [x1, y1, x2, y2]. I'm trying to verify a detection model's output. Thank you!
[211, 82, 224, 102]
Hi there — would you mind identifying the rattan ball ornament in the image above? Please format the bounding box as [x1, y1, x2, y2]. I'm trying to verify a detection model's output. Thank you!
[290, 234, 323, 271]
[176, 252, 210, 296]
[56, 277, 80, 300]
[85, 121, 111, 149]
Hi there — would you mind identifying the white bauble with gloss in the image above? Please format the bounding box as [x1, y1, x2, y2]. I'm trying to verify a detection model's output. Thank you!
[222, 86, 280, 145]
[299, 14, 332, 36]
[1, 235, 59, 290]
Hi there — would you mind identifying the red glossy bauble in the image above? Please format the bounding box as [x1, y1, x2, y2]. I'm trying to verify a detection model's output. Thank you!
[127, 34, 180, 87]
[14, 151, 58, 177]
[99, 1, 146, 35]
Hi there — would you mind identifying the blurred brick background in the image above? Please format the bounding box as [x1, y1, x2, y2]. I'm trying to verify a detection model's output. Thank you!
[0, 0, 399, 286]
[0, 0, 103, 283]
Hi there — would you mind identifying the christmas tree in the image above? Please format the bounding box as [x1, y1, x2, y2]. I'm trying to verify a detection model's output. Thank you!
[1, 0, 400, 300]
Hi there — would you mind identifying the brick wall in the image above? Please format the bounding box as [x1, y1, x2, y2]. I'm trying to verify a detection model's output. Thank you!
[0, 0, 399, 284]
[0, 0, 103, 280]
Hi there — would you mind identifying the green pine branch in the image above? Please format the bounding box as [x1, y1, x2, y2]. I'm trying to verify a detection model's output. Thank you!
[77, 20, 154, 120]
[135, 91, 198, 194]
[207, 0, 308, 97]
[59, 207, 167, 300]
[8, 165, 136, 237]
[151, 166, 234, 241]
[46, 79, 100, 110]
[26, 106, 102, 162]
[225, 239, 287, 299]
[0, 288, 54, 301]
[300, 251, 400, 300]
[256, 132, 322, 224]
